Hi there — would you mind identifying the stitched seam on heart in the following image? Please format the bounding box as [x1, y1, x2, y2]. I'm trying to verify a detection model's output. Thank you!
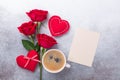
[49, 17, 69, 35]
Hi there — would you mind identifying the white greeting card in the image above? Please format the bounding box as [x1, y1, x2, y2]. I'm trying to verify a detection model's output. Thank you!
[68, 28, 100, 67]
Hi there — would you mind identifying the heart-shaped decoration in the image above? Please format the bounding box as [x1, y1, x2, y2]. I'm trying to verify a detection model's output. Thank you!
[16, 50, 39, 72]
[48, 16, 70, 36]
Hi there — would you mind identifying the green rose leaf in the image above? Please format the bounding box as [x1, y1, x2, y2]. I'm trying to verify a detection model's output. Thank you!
[22, 40, 35, 51]
[35, 43, 40, 52]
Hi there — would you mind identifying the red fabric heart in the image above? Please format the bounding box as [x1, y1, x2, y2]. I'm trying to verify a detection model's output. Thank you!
[48, 16, 70, 36]
[16, 50, 39, 72]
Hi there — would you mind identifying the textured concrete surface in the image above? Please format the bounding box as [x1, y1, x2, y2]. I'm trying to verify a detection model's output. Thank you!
[0, 0, 120, 80]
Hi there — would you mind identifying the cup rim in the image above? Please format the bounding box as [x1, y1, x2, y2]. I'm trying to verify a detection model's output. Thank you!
[42, 49, 66, 73]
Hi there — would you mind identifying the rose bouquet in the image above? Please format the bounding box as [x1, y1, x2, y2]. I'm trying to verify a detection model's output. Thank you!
[16, 9, 57, 80]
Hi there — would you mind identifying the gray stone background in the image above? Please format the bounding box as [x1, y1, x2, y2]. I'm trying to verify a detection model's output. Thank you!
[0, 0, 120, 80]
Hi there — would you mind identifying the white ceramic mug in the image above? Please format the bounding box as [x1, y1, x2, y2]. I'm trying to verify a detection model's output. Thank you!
[42, 49, 71, 73]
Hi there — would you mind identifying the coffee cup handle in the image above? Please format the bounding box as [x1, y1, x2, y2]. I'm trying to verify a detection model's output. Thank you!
[65, 63, 71, 68]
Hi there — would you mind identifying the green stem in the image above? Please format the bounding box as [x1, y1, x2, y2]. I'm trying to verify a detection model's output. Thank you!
[37, 22, 41, 34]
[36, 22, 42, 80]
[40, 64, 43, 80]
[40, 47, 43, 80]
[29, 35, 34, 44]
[39, 47, 47, 80]
[36, 22, 44, 80]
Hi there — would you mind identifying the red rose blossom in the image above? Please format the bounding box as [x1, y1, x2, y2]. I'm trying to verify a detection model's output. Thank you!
[26, 9, 48, 22]
[18, 21, 37, 36]
[37, 34, 57, 48]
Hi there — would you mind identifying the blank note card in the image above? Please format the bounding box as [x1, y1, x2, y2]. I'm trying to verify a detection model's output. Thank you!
[68, 28, 100, 67]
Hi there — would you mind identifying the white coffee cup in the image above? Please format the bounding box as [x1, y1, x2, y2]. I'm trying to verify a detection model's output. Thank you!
[42, 49, 71, 73]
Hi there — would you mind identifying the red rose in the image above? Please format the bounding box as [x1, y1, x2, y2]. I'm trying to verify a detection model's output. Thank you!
[18, 21, 37, 36]
[37, 34, 57, 48]
[26, 9, 48, 22]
